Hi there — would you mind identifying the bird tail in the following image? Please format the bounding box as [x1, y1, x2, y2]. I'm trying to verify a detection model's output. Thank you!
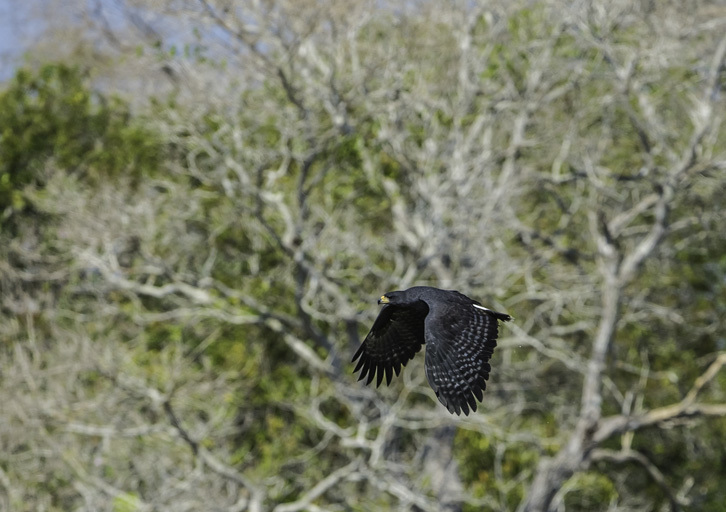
[473, 303, 512, 322]
[491, 311, 512, 322]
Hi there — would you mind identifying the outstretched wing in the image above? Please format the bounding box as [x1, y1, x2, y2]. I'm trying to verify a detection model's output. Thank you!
[352, 302, 428, 387]
[423, 303, 504, 416]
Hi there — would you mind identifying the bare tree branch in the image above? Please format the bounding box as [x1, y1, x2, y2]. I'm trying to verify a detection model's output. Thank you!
[590, 448, 687, 511]
[595, 353, 726, 442]
[273, 459, 360, 512]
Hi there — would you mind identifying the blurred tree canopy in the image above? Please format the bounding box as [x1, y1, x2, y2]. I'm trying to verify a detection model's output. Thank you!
[0, 63, 162, 231]
[1, 1, 725, 511]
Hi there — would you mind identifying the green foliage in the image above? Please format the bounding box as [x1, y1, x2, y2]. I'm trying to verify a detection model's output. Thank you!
[456, 431, 537, 511]
[563, 472, 617, 511]
[0, 63, 163, 229]
[112, 493, 143, 512]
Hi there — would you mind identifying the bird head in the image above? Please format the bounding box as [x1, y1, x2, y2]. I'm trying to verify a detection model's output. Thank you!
[378, 291, 403, 305]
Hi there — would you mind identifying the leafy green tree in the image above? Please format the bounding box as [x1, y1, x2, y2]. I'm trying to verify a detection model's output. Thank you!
[0, 63, 161, 231]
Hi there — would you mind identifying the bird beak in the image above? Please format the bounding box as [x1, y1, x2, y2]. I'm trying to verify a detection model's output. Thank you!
[378, 295, 389, 304]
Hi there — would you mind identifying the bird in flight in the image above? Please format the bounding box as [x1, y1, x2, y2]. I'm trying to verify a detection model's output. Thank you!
[352, 286, 511, 416]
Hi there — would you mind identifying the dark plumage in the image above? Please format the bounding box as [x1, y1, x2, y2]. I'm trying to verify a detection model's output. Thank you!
[352, 286, 511, 416]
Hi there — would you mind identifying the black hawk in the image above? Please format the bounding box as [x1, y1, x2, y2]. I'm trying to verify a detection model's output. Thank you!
[352, 286, 511, 416]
